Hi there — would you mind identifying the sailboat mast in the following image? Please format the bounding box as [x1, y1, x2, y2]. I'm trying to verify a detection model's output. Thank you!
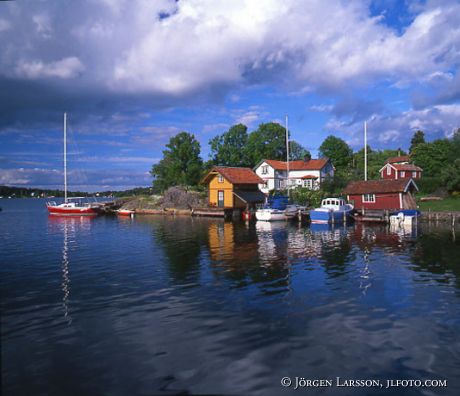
[285, 115, 290, 196]
[64, 112, 67, 203]
[364, 121, 368, 181]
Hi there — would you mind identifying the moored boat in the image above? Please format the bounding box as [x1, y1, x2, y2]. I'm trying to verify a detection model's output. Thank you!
[255, 196, 305, 221]
[309, 198, 353, 224]
[46, 113, 100, 217]
[47, 198, 100, 216]
[116, 209, 135, 216]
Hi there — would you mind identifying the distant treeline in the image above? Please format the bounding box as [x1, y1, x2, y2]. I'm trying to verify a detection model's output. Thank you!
[0, 186, 153, 198]
[0, 186, 92, 198]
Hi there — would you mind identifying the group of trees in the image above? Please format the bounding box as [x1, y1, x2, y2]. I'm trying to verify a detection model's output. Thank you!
[151, 122, 310, 192]
[151, 123, 460, 195]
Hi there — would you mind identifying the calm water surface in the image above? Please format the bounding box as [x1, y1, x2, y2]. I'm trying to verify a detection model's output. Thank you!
[1, 198, 460, 395]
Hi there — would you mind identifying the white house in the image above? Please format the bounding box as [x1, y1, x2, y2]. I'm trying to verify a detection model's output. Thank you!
[254, 158, 334, 194]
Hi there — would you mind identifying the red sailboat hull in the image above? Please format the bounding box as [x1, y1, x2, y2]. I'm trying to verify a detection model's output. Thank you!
[47, 206, 99, 216]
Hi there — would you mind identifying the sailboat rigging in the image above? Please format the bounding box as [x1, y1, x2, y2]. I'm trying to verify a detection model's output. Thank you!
[46, 113, 100, 216]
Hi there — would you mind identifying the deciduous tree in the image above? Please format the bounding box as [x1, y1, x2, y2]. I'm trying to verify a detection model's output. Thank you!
[409, 130, 425, 154]
[151, 132, 203, 191]
[318, 135, 353, 172]
[208, 124, 249, 166]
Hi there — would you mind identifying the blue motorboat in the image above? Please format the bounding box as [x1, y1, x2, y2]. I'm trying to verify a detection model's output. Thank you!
[309, 198, 354, 224]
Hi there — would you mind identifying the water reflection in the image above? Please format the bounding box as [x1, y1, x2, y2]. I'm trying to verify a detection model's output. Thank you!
[47, 216, 93, 323]
[149, 217, 460, 293]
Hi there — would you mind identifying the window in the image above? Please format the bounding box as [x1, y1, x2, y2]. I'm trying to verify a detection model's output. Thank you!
[218, 174, 224, 183]
[261, 165, 268, 175]
[412, 171, 417, 178]
[275, 179, 280, 189]
[303, 179, 313, 189]
[400, 171, 405, 177]
[262, 181, 268, 189]
[387, 165, 391, 175]
[362, 194, 375, 203]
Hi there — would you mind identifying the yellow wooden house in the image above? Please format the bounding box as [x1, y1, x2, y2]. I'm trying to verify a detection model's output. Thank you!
[202, 166, 266, 209]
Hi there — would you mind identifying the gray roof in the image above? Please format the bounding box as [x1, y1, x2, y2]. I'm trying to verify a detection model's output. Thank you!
[233, 190, 266, 203]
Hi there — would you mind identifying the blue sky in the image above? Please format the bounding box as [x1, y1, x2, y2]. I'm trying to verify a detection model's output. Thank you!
[0, 0, 459, 191]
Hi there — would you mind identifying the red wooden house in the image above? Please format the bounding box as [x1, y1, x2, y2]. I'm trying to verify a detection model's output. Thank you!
[343, 179, 419, 210]
[379, 155, 422, 180]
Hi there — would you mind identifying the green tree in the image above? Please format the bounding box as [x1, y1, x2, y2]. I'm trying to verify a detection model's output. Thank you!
[409, 130, 425, 154]
[411, 139, 452, 177]
[441, 158, 460, 193]
[245, 122, 288, 166]
[208, 124, 249, 166]
[151, 132, 203, 191]
[290, 141, 311, 161]
[449, 128, 460, 162]
[318, 135, 353, 173]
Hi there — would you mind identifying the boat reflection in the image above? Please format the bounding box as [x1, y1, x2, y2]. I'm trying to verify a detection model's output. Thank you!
[149, 216, 459, 292]
[48, 216, 93, 323]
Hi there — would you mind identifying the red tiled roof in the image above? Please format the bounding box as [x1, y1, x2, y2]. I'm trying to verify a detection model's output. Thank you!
[386, 155, 410, 164]
[392, 164, 423, 172]
[202, 166, 263, 185]
[343, 179, 418, 194]
[264, 158, 329, 171]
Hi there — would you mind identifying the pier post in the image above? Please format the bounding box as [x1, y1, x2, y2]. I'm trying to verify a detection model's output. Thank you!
[343, 210, 346, 223]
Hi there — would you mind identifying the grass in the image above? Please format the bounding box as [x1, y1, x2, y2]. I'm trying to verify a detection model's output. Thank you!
[417, 196, 460, 212]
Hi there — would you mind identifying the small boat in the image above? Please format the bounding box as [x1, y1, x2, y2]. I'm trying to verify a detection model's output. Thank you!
[116, 209, 135, 216]
[255, 196, 305, 221]
[309, 198, 353, 224]
[47, 113, 100, 217]
[389, 210, 421, 227]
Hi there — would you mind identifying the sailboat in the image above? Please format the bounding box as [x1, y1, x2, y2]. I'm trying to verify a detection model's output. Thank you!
[255, 115, 305, 221]
[46, 113, 100, 216]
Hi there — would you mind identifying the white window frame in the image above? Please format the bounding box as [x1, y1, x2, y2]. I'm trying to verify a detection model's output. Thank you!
[261, 165, 268, 175]
[400, 171, 405, 177]
[412, 171, 416, 178]
[303, 179, 313, 189]
[386, 165, 391, 175]
[362, 193, 376, 203]
[218, 174, 224, 183]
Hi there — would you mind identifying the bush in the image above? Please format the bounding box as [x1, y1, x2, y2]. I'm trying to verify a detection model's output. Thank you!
[291, 188, 325, 208]
[321, 175, 350, 195]
[415, 177, 444, 195]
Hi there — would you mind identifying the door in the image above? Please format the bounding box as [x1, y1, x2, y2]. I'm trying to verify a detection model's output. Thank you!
[218, 190, 224, 207]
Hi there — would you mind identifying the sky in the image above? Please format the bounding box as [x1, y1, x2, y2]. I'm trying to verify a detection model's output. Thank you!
[0, 0, 459, 192]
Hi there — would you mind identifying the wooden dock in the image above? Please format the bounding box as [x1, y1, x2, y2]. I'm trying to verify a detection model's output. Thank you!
[353, 209, 390, 223]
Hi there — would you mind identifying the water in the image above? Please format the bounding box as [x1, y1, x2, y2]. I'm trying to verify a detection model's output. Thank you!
[1, 198, 459, 395]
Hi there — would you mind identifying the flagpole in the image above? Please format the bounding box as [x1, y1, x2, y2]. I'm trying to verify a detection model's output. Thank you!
[286, 115, 290, 197]
[364, 121, 368, 181]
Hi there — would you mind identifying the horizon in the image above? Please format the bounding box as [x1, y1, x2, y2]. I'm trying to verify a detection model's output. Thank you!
[1, 0, 459, 192]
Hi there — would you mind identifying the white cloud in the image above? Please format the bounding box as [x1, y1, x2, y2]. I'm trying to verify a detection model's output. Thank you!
[1, 0, 459, 96]
[14, 57, 85, 79]
[32, 13, 52, 38]
[235, 111, 260, 127]
[310, 104, 334, 113]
